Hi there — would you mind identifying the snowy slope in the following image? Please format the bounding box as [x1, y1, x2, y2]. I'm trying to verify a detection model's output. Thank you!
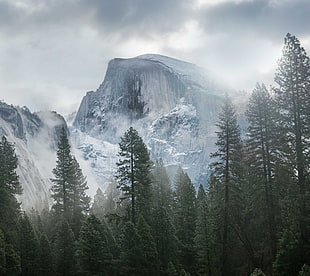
[0, 102, 67, 210]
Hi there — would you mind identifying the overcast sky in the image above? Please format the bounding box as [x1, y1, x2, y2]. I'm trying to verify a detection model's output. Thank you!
[0, 0, 309, 115]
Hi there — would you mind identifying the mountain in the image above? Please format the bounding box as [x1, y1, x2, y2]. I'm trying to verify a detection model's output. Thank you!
[0, 54, 238, 209]
[72, 54, 230, 189]
[0, 101, 67, 210]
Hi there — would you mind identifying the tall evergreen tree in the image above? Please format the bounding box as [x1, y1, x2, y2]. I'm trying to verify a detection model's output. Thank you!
[245, 83, 280, 271]
[195, 184, 214, 276]
[91, 188, 106, 219]
[119, 221, 144, 276]
[116, 127, 152, 223]
[210, 98, 243, 276]
[4, 243, 21, 275]
[0, 229, 6, 275]
[54, 219, 76, 276]
[76, 215, 112, 275]
[151, 206, 178, 273]
[0, 136, 22, 275]
[273, 33, 310, 271]
[51, 128, 73, 221]
[51, 127, 90, 236]
[173, 168, 197, 274]
[38, 233, 54, 276]
[136, 215, 159, 276]
[18, 213, 39, 276]
[151, 160, 173, 210]
[71, 156, 90, 236]
[0, 136, 22, 233]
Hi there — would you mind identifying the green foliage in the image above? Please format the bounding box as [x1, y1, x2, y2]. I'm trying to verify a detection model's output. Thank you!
[299, 264, 310, 276]
[273, 227, 303, 276]
[51, 127, 90, 236]
[245, 83, 280, 272]
[0, 136, 22, 235]
[166, 261, 178, 276]
[136, 215, 159, 275]
[91, 188, 106, 219]
[116, 127, 152, 223]
[54, 219, 76, 276]
[91, 180, 121, 220]
[209, 98, 244, 276]
[5, 243, 21, 275]
[76, 215, 112, 275]
[0, 229, 6, 275]
[0, 136, 22, 275]
[195, 185, 214, 276]
[173, 168, 197, 274]
[119, 221, 144, 275]
[19, 213, 39, 275]
[151, 207, 178, 272]
[151, 159, 173, 210]
[274, 32, 310, 270]
[251, 268, 265, 276]
[38, 233, 54, 276]
[71, 156, 91, 235]
[51, 128, 73, 219]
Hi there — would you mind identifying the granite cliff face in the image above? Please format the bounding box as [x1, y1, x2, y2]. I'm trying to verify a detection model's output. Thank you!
[0, 54, 238, 208]
[0, 101, 67, 210]
[72, 54, 228, 187]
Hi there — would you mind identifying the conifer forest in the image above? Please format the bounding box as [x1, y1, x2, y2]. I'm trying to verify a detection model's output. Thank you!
[1, 34, 310, 276]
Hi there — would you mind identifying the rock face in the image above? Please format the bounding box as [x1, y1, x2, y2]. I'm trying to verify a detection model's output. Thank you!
[72, 54, 228, 187]
[0, 101, 67, 210]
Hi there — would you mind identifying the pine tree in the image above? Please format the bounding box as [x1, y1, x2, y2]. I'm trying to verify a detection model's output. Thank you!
[71, 156, 90, 236]
[173, 168, 197, 274]
[136, 215, 159, 276]
[273, 33, 310, 271]
[4, 243, 21, 275]
[245, 83, 280, 271]
[251, 268, 266, 276]
[299, 264, 310, 276]
[0, 136, 22, 275]
[119, 221, 144, 276]
[76, 215, 112, 275]
[51, 128, 73, 221]
[51, 127, 90, 236]
[166, 261, 178, 276]
[151, 159, 173, 210]
[18, 213, 39, 276]
[195, 184, 214, 276]
[54, 219, 76, 276]
[0, 136, 22, 233]
[210, 98, 243, 276]
[91, 180, 121, 220]
[38, 233, 53, 276]
[151, 206, 178, 273]
[91, 188, 106, 219]
[116, 127, 152, 223]
[0, 229, 5, 275]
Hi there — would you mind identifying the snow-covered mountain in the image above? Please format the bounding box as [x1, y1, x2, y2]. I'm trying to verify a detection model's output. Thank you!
[72, 54, 229, 189]
[0, 101, 67, 210]
[0, 54, 237, 209]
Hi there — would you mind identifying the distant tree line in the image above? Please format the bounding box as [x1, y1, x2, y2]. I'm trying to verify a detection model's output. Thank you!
[0, 33, 309, 275]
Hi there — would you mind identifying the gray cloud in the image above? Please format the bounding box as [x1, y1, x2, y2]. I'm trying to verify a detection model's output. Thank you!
[0, 0, 194, 39]
[0, 0, 309, 114]
[198, 0, 310, 42]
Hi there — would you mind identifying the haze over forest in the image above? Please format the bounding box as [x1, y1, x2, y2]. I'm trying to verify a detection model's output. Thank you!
[0, 1, 310, 276]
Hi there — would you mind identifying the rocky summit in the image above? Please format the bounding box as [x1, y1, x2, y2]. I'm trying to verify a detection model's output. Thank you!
[72, 54, 230, 190]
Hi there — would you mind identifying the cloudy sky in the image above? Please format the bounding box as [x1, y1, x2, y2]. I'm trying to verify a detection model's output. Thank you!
[0, 0, 309, 115]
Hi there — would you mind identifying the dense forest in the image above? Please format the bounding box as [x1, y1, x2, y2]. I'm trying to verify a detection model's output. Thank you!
[0, 33, 310, 276]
